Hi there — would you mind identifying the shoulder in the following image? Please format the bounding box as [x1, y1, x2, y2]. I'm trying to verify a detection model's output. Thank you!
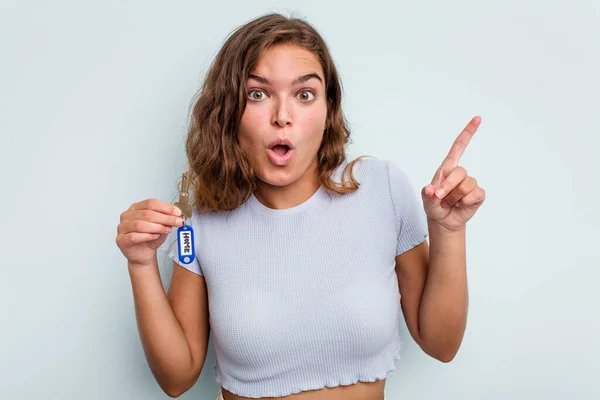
[341, 156, 407, 186]
[344, 157, 420, 211]
[340, 156, 387, 178]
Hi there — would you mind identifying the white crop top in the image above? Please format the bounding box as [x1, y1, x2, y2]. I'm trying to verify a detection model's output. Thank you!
[160, 157, 429, 398]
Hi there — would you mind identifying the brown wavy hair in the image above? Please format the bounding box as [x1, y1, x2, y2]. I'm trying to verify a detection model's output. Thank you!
[185, 12, 368, 213]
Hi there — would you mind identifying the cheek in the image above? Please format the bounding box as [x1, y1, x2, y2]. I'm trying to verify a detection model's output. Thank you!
[307, 101, 327, 125]
[242, 107, 265, 129]
[239, 110, 266, 148]
[300, 105, 327, 142]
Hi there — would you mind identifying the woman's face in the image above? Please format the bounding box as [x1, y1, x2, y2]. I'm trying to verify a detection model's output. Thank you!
[238, 43, 327, 189]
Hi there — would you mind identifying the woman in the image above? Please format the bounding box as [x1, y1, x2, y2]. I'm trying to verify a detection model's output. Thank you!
[116, 13, 485, 400]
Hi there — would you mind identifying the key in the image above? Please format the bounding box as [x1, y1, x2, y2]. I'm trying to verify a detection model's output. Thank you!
[173, 170, 195, 265]
[173, 171, 193, 219]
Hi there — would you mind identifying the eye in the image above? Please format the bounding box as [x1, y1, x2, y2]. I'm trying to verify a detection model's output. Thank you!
[248, 90, 267, 101]
[297, 89, 316, 102]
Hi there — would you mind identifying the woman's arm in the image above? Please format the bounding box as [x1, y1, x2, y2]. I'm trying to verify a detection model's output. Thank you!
[395, 220, 467, 363]
[129, 258, 210, 396]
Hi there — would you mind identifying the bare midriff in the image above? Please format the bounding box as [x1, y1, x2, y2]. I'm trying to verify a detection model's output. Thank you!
[222, 378, 386, 400]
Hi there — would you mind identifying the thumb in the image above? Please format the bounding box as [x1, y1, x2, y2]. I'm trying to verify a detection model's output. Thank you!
[421, 183, 439, 207]
[422, 183, 435, 198]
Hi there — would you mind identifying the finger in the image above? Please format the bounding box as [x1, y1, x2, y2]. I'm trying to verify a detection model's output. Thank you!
[131, 198, 182, 217]
[120, 232, 163, 245]
[118, 220, 174, 235]
[431, 166, 445, 186]
[441, 176, 478, 207]
[421, 184, 440, 209]
[443, 116, 481, 168]
[121, 208, 184, 228]
[130, 209, 184, 227]
[455, 187, 486, 208]
[434, 166, 468, 200]
[423, 183, 436, 198]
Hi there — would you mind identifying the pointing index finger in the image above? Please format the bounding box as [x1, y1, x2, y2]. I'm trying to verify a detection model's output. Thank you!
[443, 116, 481, 167]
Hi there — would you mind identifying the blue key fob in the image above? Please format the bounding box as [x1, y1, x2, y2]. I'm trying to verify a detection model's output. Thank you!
[177, 224, 195, 265]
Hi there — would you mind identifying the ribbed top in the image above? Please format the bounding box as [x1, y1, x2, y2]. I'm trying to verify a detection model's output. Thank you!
[247, 183, 328, 217]
[160, 157, 429, 398]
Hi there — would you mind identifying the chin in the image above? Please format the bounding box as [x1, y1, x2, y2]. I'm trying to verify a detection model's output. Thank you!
[256, 166, 297, 187]
[258, 174, 296, 188]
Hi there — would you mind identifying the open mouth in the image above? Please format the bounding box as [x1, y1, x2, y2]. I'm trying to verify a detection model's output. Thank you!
[267, 143, 294, 166]
[270, 144, 291, 156]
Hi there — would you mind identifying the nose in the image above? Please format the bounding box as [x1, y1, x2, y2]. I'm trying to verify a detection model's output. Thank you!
[272, 98, 292, 128]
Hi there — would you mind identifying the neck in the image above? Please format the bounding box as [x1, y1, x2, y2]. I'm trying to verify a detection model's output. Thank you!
[253, 162, 321, 210]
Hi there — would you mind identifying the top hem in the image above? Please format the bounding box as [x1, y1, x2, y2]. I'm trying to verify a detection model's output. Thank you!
[215, 340, 402, 398]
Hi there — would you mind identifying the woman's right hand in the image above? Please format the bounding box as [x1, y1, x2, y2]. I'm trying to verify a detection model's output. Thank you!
[116, 198, 184, 268]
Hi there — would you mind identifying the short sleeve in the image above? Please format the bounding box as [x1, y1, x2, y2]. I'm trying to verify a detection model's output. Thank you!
[158, 218, 203, 276]
[387, 160, 429, 256]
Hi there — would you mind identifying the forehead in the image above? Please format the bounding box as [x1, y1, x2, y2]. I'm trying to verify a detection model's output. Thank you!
[250, 44, 323, 82]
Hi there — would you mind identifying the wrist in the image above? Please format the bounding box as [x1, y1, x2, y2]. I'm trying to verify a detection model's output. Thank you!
[127, 258, 158, 274]
[427, 218, 466, 236]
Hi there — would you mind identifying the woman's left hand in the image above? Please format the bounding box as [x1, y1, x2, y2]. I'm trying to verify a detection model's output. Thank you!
[421, 116, 486, 232]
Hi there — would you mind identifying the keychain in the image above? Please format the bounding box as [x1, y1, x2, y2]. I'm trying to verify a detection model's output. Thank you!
[173, 171, 195, 265]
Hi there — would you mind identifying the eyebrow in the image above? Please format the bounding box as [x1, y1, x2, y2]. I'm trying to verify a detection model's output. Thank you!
[248, 73, 323, 86]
